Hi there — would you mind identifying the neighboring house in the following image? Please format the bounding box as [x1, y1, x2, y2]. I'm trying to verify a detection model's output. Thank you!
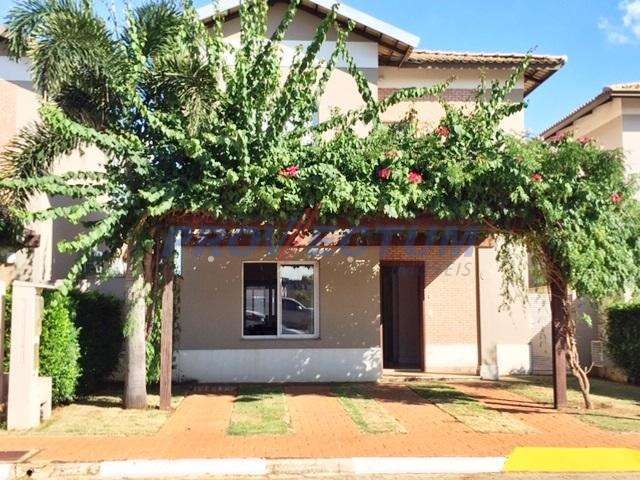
[541, 83, 640, 380]
[542, 83, 640, 189]
[0, 1, 567, 383]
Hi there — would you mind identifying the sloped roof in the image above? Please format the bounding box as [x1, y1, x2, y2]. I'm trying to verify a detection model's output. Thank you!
[607, 82, 640, 92]
[541, 82, 640, 139]
[198, 0, 419, 64]
[406, 50, 566, 97]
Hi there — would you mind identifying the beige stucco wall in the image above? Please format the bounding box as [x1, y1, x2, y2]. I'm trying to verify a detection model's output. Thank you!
[221, 2, 370, 42]
[554, 98, 624, 150]
[178, 243, 528, 375]
[0, 54, 120, 290]
[178, 246, 381, 351]
[621, 97, 640, 179]
[0, 76, 48, 282]
[220, 1, 378, 135]
[478, 246, 530, 378]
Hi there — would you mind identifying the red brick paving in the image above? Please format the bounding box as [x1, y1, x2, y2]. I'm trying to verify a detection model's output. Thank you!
[1, 383, 639, 462]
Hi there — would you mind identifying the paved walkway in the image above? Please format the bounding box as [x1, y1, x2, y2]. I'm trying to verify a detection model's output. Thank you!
[1, 383, 639, 462]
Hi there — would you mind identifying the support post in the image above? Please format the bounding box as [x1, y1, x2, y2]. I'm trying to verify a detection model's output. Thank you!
[550, 274, 568, 409]
[159, 244, 175, 411]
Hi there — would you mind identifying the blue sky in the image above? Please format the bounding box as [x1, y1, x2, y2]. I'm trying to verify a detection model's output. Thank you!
[2, 0, 639, 134]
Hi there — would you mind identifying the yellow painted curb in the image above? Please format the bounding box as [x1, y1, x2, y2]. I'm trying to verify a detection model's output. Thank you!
[505, 447, 640, 472]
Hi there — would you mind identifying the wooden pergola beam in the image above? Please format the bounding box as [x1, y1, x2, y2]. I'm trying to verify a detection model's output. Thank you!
[159, 231, 176, 412]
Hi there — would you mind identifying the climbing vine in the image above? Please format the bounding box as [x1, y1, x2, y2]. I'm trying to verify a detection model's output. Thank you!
[0, 0, 638, 408]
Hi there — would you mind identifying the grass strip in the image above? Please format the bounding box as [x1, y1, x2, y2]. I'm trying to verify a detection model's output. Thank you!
[228, 385, 291, 436]
[333, 384, 405, 434]
[499, 376, 640, 433]
[410, 382, 534, 434]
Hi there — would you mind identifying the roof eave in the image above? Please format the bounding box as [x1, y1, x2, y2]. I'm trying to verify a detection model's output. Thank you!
[540, 91, 611, 139]
[197, 0, 419, 48]
[541, 89, 640, 139]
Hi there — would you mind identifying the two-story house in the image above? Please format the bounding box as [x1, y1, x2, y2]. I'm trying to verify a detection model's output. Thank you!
[1, 0, 566, 383]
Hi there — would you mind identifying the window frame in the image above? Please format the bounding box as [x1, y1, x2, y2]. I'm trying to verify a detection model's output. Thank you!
[241, 261, 320, 340]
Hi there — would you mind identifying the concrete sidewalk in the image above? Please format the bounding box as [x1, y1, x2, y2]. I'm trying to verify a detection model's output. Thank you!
[3, 450, 640, 480]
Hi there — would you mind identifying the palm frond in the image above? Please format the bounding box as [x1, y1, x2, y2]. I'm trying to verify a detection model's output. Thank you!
[0, 120, 80, 208]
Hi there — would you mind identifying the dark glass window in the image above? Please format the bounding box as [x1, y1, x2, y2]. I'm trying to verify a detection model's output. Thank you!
[243, 263, 277, 336]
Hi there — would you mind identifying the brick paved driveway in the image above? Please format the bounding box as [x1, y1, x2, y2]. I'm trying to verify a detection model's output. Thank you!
[1, 383, 639, 462]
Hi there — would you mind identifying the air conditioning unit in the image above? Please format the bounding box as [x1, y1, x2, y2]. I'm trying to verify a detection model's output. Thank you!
[591, 340, 605, 367]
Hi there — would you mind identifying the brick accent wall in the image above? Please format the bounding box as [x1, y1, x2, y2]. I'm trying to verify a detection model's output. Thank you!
[381, 245, 479, 372]
[378, 87, 524, 103]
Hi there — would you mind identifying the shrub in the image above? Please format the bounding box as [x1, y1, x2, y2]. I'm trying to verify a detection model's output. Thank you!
[70, 291, 124, 394]
[606, 302, 640, 384]
[40, 291, 81, 404]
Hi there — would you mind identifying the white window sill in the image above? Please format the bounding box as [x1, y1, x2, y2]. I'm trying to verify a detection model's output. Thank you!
[241, 335, 320, 340]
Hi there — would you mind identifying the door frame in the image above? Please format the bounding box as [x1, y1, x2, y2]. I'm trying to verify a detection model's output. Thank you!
[379, 260, 425, 371]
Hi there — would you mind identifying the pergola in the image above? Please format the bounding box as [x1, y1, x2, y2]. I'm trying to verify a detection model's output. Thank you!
[155, 214, 571, 410]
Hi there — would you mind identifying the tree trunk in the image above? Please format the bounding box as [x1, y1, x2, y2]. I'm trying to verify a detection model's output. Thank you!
[566, 312, 594, 409]
[549, 272, 569, 409]
[123, 257, 151, 410]
[547, 262, 593, 410]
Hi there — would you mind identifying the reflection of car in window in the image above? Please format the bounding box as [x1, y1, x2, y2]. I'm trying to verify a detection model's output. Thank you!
[282, 297, 310, 311]
[282, 297, 314, 333]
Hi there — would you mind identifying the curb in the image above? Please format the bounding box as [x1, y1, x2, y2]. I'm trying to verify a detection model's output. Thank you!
[2, 456, 507, 479]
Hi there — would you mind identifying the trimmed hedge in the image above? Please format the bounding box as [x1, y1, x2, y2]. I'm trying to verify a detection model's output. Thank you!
[607, 302, 640, 384]
[71, 291, 124, 394]
[4, 288, 124, 402]
[40, 291, 81, 404]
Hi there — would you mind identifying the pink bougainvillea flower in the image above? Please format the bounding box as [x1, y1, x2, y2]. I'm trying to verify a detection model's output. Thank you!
[378, 167, 392, 180]
[408, 171, 423, 184]
[551, 132, 566, 143]
[531, 173, 543, 182]
[435, 125, 450, 138]
[611, 192, 623, 204]
[577, 136, 592, 146]
[280, 165, 299, 177]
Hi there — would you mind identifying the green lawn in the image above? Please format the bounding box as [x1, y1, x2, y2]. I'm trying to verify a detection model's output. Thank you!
[1, 390, 184, 436]
[333, 384, 405, 434]
[499, 376, 640, 432]
[410, 382, 535, 434]
[227, 385, 291, 436]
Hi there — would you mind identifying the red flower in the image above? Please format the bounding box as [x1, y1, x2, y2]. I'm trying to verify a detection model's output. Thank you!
[378, 167, 392, 180]
[531, 173, 543, 183]
[280, 165, 299, 177]
[577, 136, 592, 146]
[408, 171, 423, 184]
[435, 125, 450, 138]
[611, 192, 622, 204]
[550, 132, 566, 143]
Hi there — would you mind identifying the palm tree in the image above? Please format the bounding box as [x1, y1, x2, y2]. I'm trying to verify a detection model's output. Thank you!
[3, 0, 199, 409]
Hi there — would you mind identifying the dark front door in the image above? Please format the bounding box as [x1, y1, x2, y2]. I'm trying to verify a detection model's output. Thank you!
[381, 264, 423, 369]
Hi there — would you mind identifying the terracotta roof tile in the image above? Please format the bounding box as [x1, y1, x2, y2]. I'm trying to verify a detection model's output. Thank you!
[606, 82, 640, 92]
[404, 50, 566, 97]
[407, 50, 566, 68]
